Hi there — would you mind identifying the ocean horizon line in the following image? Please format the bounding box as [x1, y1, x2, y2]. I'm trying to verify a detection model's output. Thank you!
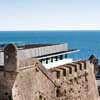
[0, 30, 100, 32]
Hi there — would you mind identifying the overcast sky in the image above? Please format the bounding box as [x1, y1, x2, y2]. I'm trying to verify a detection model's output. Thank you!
[0, 0, 100, 30]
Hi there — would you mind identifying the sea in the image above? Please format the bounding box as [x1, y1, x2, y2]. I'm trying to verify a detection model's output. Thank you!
[0, 31, 100, 63]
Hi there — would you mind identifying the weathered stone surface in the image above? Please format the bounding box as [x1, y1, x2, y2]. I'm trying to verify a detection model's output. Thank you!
[0, 59, 99, 100]
[0, 44, 99, 100]
[4, 44, 18, 72]
[50, 61, 99, 100]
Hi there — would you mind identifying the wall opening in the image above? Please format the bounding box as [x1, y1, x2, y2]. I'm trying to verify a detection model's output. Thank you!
[51, 57, 53, 62]
[39, 95, 42, 100]
[63, 69, 66, 76]
[84, 62, 87, 69]
[80, 64, 82, 70]
[56, 88, 60, 97]
[8, 96, 13, 100]
[55, 56, 58, 61]
[69, 67, 72, 74]
[46, 58, 48, 64]
[59, 55, 63, 60]
[75, 66, 77, 72]
[39, 59, 43, 63]
[56, 71, 60, 78]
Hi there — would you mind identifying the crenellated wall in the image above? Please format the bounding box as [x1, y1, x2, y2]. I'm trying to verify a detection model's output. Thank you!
[0, 58, 99, 100]
[0, 43, 99, 100]
[49, 61, 99, 100]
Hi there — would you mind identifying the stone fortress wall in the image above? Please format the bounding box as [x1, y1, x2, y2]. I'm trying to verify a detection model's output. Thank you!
[0, 44, 99, 100]
[49, 61, 99, 100]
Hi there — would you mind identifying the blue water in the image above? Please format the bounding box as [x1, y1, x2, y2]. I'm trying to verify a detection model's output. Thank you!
[0, 31, 100, 62]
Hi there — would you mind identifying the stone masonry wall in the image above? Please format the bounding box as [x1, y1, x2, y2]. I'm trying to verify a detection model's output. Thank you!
[0, 71, 17, 100]
[0, 59, 99, 100]
[12, 59, 56, 100]
[49, 61, 99, 100]
[0, 43, 99, 100]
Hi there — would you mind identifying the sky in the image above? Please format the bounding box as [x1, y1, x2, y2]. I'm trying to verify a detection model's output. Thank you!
[0, 0, 100, 31]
